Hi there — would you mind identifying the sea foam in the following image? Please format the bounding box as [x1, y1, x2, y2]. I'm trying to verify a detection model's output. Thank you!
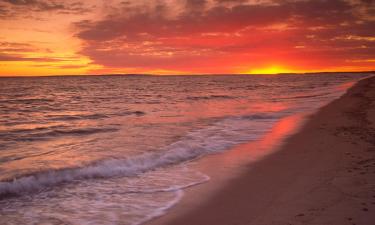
[0, 112, 281, 198]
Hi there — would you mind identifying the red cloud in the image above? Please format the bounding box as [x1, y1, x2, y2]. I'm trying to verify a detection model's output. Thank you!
[74, 0, 375, 73]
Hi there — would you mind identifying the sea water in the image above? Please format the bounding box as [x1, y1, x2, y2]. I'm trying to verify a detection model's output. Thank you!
[0, 73, 369, 225]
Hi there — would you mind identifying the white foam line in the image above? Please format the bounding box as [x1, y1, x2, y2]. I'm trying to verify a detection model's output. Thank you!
[0, 113, 279, 197]
[134, 189, 184, 225]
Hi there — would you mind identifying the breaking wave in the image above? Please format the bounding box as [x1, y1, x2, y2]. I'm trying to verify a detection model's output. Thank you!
[0, 112, 282, 198]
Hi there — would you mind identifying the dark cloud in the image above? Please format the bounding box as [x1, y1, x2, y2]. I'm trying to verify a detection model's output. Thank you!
[215, 0, 248, 2]
[186, 0, 207, 12]
[0, 41, 56, 57]
[0, 53, 25, 61]
[76, 3, 293, 42]
[0, 41, 36, 52]
[0, 4, 11, 17]
[3, 0, 39, 6]
[0, 53, 56, 62]
[0, 52, 79, 62]
[0, 0, 92, 17]
[74, 0, 375, 72]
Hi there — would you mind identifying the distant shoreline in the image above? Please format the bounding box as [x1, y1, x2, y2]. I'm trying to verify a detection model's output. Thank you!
[147, 75, 375, 225]
[0, 71, 374, 78]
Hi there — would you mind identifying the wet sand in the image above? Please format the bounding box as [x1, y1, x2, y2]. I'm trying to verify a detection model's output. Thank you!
[148, 75, 375, 225]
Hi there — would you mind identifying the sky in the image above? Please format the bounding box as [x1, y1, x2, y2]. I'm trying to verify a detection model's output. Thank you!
[0, 0, 374, 76]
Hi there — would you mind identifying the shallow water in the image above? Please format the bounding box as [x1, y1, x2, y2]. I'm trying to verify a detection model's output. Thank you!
[0, 73, 368, 225]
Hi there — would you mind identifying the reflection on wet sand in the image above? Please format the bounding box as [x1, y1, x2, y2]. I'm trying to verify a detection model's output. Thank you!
[193, 112, 306, 183]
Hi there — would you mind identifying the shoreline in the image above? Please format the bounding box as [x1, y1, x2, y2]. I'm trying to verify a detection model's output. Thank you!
[147, 75, 375, 225]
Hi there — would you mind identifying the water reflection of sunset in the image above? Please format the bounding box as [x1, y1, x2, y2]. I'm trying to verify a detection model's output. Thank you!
[196, 113, 305, 175]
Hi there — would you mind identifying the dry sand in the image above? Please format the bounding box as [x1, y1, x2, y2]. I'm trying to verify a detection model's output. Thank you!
[148, 75, 375, 225]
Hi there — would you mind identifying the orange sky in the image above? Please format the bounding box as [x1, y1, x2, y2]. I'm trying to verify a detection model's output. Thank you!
[0, 0, 374, 76]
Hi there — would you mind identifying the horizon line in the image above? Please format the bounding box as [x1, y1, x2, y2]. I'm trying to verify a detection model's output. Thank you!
[0, 70, 374, 78]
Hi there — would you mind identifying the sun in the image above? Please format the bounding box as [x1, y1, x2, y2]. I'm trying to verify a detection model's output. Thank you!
[244, 66, 295, 75]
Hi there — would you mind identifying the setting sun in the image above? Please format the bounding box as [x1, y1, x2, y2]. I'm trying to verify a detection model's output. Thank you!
[245, 66, 296, 75]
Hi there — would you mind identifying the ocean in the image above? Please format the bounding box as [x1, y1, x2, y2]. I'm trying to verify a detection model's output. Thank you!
[0, 73, 369, 225]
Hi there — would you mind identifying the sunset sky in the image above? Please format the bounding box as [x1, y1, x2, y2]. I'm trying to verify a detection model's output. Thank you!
[0, 0, 374, 76]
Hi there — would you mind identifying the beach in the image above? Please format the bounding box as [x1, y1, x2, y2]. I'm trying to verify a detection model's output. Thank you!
[148, 76, 375, 225]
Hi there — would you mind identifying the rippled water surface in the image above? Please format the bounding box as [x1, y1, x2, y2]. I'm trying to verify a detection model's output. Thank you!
[0, 73, 368, 225]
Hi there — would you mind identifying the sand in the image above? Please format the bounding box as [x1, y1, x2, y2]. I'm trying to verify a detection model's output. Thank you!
[147, 75, 375, 225]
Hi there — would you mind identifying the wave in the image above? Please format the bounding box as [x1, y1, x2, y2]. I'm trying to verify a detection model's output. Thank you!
[186, 95, 237, 100]
[240, 113, 280, 120]
[0, 151, 202, 198]
[109, 111, 146, 117]
[0, 98, 53, 104]
[46, 111, 146, 121]
[0, 127, 119, 142]
[46, 127, 119, 136]
[276, 92, 333, 100]
[0, 112, 283, 198]
[0, 125, 65, 134]
[47, 113, 109, 121]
